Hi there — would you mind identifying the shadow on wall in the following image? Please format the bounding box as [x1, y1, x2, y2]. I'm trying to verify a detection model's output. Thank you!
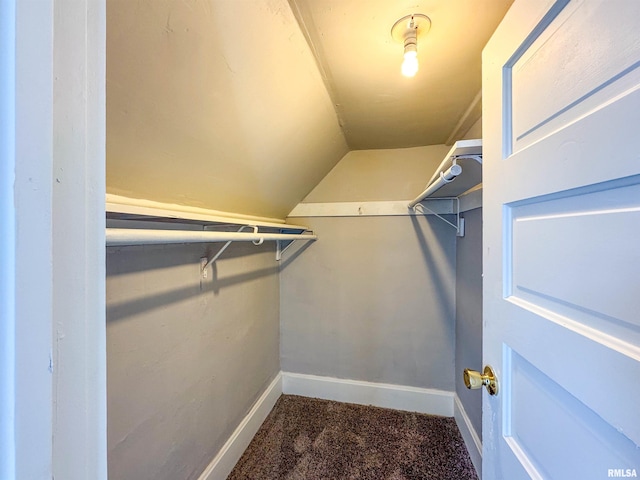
[278, 238, 315, 271]
[106, 239, 271, 276]
[106, 242, 282, 323]
[410, 214, 456, 323]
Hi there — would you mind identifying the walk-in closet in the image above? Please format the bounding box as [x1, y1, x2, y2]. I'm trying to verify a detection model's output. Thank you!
[103, 1, 503, 477]
[5, 1, 639, 479]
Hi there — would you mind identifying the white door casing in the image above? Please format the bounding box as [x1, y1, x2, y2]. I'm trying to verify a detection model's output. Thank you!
[1, 1, 107, 478]
[483, 1, 640, 479]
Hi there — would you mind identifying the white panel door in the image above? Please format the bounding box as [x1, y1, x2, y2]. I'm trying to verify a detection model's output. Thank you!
[483, 1, 640, 478]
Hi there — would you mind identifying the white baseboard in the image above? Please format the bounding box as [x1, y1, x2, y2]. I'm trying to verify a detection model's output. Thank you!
[197, 373, 466, 480]
[454, 394, 482, 479]
[281, 372, 454, 417]
[197, 374, 283, 480]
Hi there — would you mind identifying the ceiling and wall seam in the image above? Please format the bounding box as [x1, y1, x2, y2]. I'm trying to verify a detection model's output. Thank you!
[282, 1, 512, 150]
[287, 0, 351, 148]
[445, 90, 482, 145]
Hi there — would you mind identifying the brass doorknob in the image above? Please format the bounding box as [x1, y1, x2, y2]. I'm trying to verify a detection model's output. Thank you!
[463, 365, 498, 395]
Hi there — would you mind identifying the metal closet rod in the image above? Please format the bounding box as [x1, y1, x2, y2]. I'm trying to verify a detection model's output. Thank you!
[106, 228, 317, 247]
[407, 164, 462, 209]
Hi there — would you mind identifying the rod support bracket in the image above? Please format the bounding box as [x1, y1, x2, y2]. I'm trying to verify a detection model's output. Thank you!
[203, 225, 257, 269]
[413, 197, 465, 237]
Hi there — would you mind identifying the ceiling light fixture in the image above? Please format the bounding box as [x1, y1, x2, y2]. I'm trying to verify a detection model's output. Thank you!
[391, 14, 431, 78]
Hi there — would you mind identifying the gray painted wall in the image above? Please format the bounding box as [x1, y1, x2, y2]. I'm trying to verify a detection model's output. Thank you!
[280, 215, 456, 390]
[106, 242, 280, 480]
[281, 145, 459, 391]
[105, 142, 482, 480]
[455, 207, 483, 439]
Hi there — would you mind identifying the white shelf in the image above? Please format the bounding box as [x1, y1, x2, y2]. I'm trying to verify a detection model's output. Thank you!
[417, 139, 482, 200]
[105, 195, 316, 262]
[407, 139, 482, 237]
[106, 194, 311, 231]
[407, 138, 482, 207]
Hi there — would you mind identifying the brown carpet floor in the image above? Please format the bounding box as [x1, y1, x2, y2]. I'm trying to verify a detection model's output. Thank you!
[228, 395, 478, 480]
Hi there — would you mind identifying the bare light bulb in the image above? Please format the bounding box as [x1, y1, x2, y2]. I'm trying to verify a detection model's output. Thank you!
[402, 50, 418, 77]
[401, 40, 418, 77]
[392, 14, 430, 79]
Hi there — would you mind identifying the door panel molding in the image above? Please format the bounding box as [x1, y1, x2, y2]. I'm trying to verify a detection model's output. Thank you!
[483, 1, 640, 477]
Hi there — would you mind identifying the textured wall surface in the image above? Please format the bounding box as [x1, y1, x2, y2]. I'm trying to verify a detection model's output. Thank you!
[280, 215, 456, 390]
[282, 145, 458, 391]
[462, 117, 482, 140]
[455, 208, 483, 439]
[106, 242, 280, 480]
[301, 145, 451, 204]
[107, 0, 347, 219]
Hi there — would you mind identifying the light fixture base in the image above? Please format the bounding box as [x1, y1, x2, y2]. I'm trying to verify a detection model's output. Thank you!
[391, 14, 431, 44]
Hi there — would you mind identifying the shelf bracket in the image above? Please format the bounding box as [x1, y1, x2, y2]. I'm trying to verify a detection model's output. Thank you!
[276, 228, 311, 261]
[201, 225, 312, 265]
[276, 239, 293, 262]
[202, 225, 257, 270]
[412, 197, 465, 237]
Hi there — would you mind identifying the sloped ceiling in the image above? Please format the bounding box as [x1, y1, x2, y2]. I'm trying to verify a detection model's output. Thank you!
[107, 0, 348, 219]
[290, 0, 513, 149]
[106, 0, 512, 220]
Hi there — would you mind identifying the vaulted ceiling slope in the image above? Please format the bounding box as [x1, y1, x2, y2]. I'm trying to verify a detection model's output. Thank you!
[289, 0, 513, 150]
[106, 0, 512, 220]
[107, 0, 348, 220]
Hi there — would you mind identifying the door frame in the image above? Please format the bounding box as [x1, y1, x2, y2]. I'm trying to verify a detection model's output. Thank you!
[1, 1, 107, 478]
